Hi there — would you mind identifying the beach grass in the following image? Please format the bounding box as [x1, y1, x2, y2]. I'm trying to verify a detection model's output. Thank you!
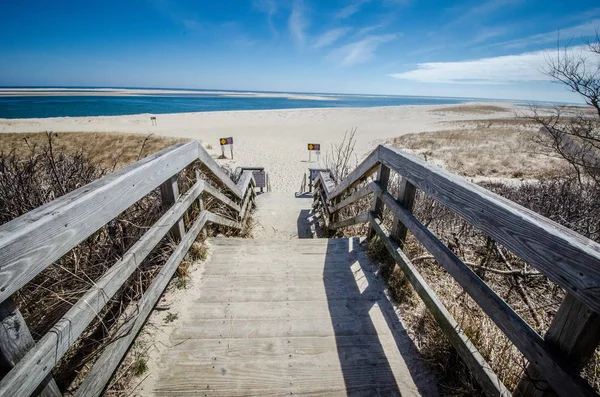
[390, 118, 569, 180]
[0, 131, 189, 169]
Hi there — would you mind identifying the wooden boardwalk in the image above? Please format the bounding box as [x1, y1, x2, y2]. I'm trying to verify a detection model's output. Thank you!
[151, 237, 437, 396]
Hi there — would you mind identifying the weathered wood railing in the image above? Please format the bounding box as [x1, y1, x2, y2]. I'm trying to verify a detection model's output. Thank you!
[0, 141, 259, 397]
[313, 144, 600, 397]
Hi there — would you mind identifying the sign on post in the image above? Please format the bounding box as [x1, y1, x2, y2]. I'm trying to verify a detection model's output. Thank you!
[307, 143, 321, 162]
[219, 137, 234, 159]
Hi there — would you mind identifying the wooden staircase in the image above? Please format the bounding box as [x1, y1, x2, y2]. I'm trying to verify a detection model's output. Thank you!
[150, 237, 437, 396]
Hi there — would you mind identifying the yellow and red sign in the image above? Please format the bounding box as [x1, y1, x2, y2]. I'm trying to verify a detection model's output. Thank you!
[307, 143, 320, 151]
[220, 137, 233, 145]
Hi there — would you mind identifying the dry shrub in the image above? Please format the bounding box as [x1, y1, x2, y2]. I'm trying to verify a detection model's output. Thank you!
[0, 132, 248, 394]
[430, 105, 511, 115]
[390, 119, 570, 179]
[0, 131, 188, 170]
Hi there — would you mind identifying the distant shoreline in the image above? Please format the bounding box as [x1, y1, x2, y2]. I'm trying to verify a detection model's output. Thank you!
[0, 88, 337, 101]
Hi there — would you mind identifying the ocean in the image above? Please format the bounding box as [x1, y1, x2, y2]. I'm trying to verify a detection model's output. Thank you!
[0, 88, 498, 119]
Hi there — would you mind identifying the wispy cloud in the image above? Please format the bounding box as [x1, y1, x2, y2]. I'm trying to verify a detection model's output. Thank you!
[356, 24, 385, 37]
[313, 28, 351, 49]
[253, 0, 278, 37]
[472, 27, 509, 44]
[494, 19, 600, 49]
[335, 0, 369, 20]
[330, 33, 399, 66]
[289, 0, 307, 48]
[389, 49, 556, 84]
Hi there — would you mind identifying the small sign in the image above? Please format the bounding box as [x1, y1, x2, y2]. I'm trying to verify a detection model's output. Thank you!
[307, 143, 320, 151]
[220, 137, 233, 145]
[253, 171, 267, 188]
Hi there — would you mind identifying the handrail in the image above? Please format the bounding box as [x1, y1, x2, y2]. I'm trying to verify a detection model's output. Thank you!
[313, 144, 600, 397]
[0, 141, 260, 397]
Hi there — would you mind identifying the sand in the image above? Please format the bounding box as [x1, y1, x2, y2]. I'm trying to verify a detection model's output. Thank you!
[0, 102, 519, 191]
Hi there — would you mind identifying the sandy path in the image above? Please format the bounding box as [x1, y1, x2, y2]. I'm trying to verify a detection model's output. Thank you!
[0, 103, 518, 191]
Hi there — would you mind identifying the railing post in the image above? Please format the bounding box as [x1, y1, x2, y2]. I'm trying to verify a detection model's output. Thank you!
[0, 298, 61, 397]
[195, 169, 208, 241]
[514, 293, 600, 396]
[160, 175, 185, 241]
[367, 164, 390, 240]
[391, 177, 417, 248]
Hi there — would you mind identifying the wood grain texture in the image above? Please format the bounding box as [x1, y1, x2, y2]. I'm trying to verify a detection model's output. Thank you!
[151, 237, 438, 396]
[0, 180, 205, 397]
[197, 145, 244, 199]
[203, 182, 241, 213]
[327, 147, 381, 200]
[331, 183, 374, 213]
[160, 175, 186, 241]
[514, 294, 600, 396]
[76, 211, 209, 397]
[369, 216, 509, 397]
[372, 182, 597, 397]
[329, 212, 370, 230]
[235, 171, 255, 197]
[368, 164, 390, 240]
[391, 178, 416, 247]
[0, 141, 199, 303]
[207, 212, 241, 230]
[378, 145, 600, 315]
[0, 298, 61, 397]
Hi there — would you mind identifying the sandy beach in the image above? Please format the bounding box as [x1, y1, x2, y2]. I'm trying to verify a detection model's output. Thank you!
[0, 103, 520, 191]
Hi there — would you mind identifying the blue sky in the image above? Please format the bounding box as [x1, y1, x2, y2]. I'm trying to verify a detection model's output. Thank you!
[0, 0, 598, 101]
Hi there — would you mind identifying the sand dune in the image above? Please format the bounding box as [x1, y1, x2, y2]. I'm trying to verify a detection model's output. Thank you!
[0, 103, 519, 191]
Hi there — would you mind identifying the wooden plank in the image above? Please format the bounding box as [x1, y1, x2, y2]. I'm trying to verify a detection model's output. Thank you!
[0, 298, 61, 397]
[160, 174, 185, 241]
[329, 212, 370, 230]
[369, 216, 509, 397]
[368, 164, 390, 240]
[207, 212, 241, 230]
[239, 186, 255, 222]
[187, 300, 384, 320]
[371, 182, 597, 397]
[327, 147, 381, 200]
[0, 141, 199, 303]
[236, 171, 255, 196]
[314, 171, 336, 197]
[331, 183, 374, 213]
[203, 183, 241, 213]
[378, 145, 600, 315]
[75, 211, 209, 397]
[514, 294, 600, 396]
[0, 181, 205, 397]
[0, 142, 185, 239]
[391, 178, 417, 247]
[197, 144, 244, 199]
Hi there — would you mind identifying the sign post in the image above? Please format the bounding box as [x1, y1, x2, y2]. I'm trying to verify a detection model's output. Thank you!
[307, 143, 320, 163]
[219, 137, 234, 159]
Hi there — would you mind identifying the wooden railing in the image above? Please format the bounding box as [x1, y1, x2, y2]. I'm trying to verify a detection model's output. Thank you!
[0, 141, 259, 397]
[313, 144, 600, 397]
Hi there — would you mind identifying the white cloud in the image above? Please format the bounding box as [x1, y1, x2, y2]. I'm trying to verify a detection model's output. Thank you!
[390, 50, 551, 84]
[330, 34, 398, 66]
[335, 1, 368, 20]
[389, 45, 600, 85]
[313, 28, 351, 49]
[289, 0, 307, 47]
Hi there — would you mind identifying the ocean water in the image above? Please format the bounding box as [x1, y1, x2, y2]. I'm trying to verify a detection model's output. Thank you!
[0, 90, 483, 119]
